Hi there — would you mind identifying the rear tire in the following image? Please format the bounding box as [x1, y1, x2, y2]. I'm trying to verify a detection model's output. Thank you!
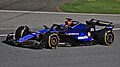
[15, 25, 30, 40]
[97, 29, 114, 46]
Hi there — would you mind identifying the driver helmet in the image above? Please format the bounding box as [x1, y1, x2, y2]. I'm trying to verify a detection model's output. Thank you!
[65, 18, 73, 26]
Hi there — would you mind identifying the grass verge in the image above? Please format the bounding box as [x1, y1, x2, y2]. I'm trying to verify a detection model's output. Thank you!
[59, 0, 120, 14]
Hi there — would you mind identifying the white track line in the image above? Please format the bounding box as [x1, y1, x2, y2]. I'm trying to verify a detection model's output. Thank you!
[0, 10, 120, 16]
[0, 28, 120, 37]
[113, 28, 120, 31]
[0, 28, 16, 30]
[0, 34, 8, 37]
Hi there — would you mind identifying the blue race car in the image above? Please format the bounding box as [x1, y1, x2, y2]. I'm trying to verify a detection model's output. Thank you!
[4, 18, 114, 49]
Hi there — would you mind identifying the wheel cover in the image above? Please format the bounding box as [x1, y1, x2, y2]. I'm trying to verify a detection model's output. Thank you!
[49, 33, 59, 48]
[51, 37, 58, 45]
[106, 33, 114, 44]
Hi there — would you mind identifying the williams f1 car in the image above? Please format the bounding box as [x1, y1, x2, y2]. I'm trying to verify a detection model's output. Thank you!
[4, 18, 114, 49]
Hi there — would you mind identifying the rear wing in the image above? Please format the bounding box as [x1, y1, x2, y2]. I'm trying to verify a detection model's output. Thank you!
[86, 19, 114, 27]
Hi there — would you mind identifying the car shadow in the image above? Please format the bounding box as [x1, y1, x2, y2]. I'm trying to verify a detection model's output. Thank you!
[59, 42, 97, 47]
[2, 40, 99, 50]
[2, 40, 43, 50]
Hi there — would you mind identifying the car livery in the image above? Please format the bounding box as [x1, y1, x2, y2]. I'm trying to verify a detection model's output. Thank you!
[4, 18, 114, 49]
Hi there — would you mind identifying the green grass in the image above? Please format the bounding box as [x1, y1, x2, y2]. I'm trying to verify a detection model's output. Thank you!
[59, 0, 120, 14]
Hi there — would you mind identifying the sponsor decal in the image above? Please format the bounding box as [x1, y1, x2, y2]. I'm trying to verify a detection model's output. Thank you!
[106, 26, 113, 28]
[78, 36, 88, 39]
[90, 28, 94, 31]
[67, 33, 79, 35]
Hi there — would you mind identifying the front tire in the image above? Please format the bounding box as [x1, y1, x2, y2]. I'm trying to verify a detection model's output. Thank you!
[97, 29, 114, 46]
[15, 25, 30, 40]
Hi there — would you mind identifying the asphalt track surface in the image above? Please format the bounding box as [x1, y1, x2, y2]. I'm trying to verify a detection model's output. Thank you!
[0, 11, 120, 67]
[0, 0, 72, 12]
[0, 0, 120, 67]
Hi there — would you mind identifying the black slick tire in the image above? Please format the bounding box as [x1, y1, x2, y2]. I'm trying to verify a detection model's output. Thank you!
[97, 29, 114, 46]
[15, 25, 30, 40]
[44, 33, 60, 49]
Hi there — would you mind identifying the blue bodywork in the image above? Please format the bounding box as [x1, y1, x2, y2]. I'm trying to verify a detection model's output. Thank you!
[18, 29, 49, 42]
[65, 23, 93, 41]
[17, 19, 114, 44]
[17, 23, 93, 43]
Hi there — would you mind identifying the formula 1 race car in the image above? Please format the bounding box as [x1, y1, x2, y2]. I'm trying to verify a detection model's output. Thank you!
[4, 18, 114, 49]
